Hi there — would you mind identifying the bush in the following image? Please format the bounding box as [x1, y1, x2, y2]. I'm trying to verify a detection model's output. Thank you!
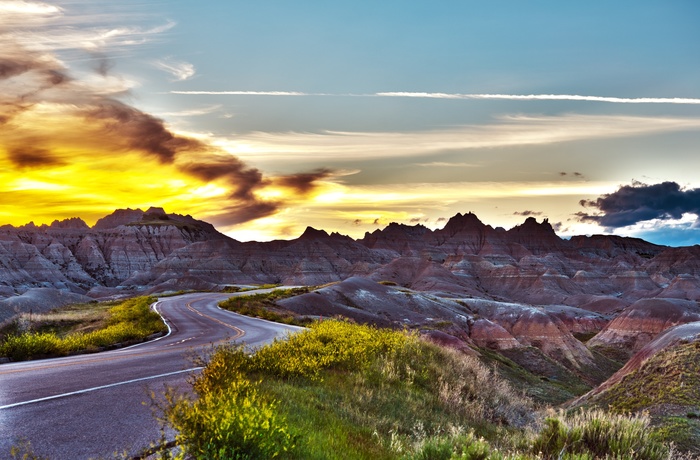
[250, 320, 410, 381]
[163, 353, 296, 459]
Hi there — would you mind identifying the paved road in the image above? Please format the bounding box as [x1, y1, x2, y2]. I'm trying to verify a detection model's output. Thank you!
[0, 291, 302, 459]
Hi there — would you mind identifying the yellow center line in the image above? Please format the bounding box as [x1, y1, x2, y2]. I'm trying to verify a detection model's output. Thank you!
[185, 301, 246, 340]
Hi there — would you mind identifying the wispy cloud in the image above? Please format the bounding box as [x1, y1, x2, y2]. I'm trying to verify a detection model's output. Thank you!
[171, 89, 700, 105]
[413, 161, 478, 168]
[0, 0, 335, 228]
[157, 105, 222, 117]
[171, 90, 310, 96]
[215, 114, 700, 162]
[376, 92, 700, 105]
[153, 57, 196, 81]
[0, 1, 61, 17]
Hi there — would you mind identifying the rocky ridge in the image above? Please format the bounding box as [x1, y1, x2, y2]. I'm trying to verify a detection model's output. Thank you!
[2, 208, 700, 382]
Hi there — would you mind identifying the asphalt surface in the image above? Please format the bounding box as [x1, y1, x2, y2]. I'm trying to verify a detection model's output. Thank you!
[0, 291, 303, 459]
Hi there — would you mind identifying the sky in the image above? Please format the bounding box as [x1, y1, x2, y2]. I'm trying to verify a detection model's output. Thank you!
[2, 0, 700, 245]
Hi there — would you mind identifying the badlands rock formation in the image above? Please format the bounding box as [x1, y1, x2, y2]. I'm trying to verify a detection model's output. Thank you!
[2, 208, 700, 380]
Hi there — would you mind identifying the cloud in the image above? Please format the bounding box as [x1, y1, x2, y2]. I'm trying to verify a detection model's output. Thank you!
[578, 181, 700, 228]
[413, 161, 478, 167]
[218, 114, 700, 163]
[153, 57, 195, 81]
[172, 90, 310, 96]
[0, 1, 331, 228]
[276, 168, 334, 195]
[513, 210, 542, 217]
[375, 92, 700, 105]
[7, 146, 65, 168]
[172, 89, 700, 105]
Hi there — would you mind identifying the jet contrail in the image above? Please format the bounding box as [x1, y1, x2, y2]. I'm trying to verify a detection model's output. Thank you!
[172, 90, 700, 104]
[375, 92, 700, 104]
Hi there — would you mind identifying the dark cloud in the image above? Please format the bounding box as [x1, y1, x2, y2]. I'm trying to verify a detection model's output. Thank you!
[0, 50, 70, 124]
[560, 171, 586, 179]
[1, 34, 333, 228]
[436, 217, 446, 222]
[513, 210, 543, 217]
[87, 101, 204, 164]
[180, 158, 266, 202]
[0, 59, 32, 79]
[94, 56, 114, 77]
[353, 219, 362, 226]
[373, 218, 380, 225]
[206, 201, 280, 227]
[7, 146, 65, 169]
[577, 181, 700, 228]
[409, 217, 421, 223]
[277, 168, 333, 194]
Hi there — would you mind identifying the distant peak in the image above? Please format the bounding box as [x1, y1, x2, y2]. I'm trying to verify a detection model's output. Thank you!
[93, 208, 146, 229]
[441, 212, 486, 232]
[517, 216, 554, 232]
[50, 217, 89, 230]
[144, 207, 168, 218]
[298, 226, 330, 240]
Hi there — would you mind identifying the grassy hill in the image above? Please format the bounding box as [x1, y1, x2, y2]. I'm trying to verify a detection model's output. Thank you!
[582, 340, 700, 454]
[157, 320, 678, 460]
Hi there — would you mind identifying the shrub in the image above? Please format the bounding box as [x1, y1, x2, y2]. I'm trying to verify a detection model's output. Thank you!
[163, 354, 296, 459]
[250, 319, 410, 380]
[0, 331, 63, 361]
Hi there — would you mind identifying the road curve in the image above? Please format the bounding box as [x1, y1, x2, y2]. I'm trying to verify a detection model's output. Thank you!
[0, 291, 303, 459]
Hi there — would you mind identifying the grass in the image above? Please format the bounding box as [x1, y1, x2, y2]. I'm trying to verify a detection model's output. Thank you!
[586, 340, 700, 454]
[0, 296, 166, 361]
[156, 320, 679, 459]
[218, 287, 314, 326]
[596, 341, 700, 413]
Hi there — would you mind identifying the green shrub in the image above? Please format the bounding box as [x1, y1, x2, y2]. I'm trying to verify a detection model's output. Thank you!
[163, 355, 296, 459]
[250, 319, 410, 381]
[0, 331, 64, 360]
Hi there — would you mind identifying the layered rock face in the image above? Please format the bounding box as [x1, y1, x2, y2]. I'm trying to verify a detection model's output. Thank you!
[587, 298, 700, 358]
[0, 207, 226, 297]
[3, 207, 700, 373]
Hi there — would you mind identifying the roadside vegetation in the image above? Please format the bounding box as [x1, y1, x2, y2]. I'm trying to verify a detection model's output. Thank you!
[219, 287, 314, 325]
[0, 296, 166, 361]
[156, 319, 679, 460]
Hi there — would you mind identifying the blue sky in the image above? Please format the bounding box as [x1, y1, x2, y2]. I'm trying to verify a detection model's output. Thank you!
[2, 0, 700, 244]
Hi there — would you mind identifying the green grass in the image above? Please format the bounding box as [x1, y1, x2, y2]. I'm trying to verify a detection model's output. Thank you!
[157, 320, 678, 459]
[597, 341, 700, 413]
[218, 287, 314, 325]
[0, 296, 166, 361]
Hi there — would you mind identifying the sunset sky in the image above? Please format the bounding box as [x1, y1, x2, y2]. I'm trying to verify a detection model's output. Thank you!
[2, 1, 700, 245]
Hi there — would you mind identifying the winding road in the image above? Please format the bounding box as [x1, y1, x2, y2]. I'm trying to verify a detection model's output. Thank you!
[0, 291, 302, 459]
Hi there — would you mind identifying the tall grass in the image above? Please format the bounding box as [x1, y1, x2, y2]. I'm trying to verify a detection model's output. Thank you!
[530, 409, 668, 460]
[158, 320, 681, 460]
[0, 296, 166, 361]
